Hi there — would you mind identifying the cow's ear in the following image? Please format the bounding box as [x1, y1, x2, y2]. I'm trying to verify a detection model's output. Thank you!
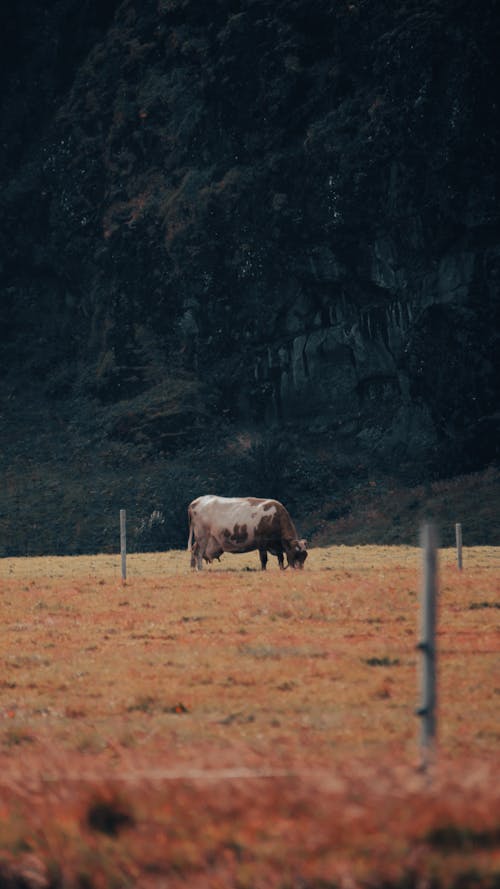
[299, 539, 307, 548]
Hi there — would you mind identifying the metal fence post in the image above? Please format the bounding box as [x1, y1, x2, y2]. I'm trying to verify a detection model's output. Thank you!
[417, 522, 438, 770]
[120, 509, 127, 583]
[455, 522, 463, 571]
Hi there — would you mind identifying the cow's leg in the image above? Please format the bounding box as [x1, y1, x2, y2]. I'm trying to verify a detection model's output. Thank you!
[190, 540, 202, 570]
[196, 541, 204, 569]
[277, 549, 285, 570]
[192, 532, 209, 570]
[259, 548, 268, 570]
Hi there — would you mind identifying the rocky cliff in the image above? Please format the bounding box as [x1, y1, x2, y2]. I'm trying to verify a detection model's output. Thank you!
[1, 0, 499, 553]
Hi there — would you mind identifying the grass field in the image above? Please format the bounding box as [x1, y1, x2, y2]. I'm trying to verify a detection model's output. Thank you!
[0, 545, 499, 887]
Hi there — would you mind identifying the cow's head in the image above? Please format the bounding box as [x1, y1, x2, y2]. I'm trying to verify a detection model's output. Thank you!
[286, 538, 308, 569]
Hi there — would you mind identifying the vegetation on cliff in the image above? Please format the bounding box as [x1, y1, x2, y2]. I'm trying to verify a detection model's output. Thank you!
[0, 0, 499, 553]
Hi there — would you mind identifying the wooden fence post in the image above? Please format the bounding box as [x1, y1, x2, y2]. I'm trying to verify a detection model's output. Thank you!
[120, 509, 127, 583]
[417, 522, 438, 770]
[455, 522, 463, 571]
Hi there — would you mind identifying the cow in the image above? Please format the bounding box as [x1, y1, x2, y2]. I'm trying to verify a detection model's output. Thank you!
[187, 495, 307, 571]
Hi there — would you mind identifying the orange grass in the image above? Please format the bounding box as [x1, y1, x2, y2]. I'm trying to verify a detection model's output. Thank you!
[0, 545, 499, 887]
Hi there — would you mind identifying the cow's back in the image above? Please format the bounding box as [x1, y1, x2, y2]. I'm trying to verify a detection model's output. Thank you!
[188, 495, 281, 551]
[188, 494, 306, 569]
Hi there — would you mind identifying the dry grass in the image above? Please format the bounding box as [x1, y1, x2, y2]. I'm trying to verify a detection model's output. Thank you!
[0, 545, 499, 887]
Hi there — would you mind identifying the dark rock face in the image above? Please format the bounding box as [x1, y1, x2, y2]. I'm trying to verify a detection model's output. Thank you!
[1, 0, 499, 476]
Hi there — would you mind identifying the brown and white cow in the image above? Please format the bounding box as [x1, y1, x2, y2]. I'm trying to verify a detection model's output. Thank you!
[187, 495, 307, 571]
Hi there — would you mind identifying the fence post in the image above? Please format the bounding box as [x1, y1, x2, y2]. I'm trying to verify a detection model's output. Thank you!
[417, 522, 438, 770]
[455, 522, 463, 571]
[120, 509, 127, 583]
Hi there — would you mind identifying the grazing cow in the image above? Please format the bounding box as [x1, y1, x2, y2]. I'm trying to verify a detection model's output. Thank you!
[187, 495, 307, 570]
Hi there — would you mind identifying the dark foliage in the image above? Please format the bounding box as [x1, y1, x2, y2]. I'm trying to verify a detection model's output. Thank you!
[86, 797, 135, 837]
[0, 0, 499, 553]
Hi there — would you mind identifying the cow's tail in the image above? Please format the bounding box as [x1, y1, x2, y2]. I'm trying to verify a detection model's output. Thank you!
[187, 507, 194, 551]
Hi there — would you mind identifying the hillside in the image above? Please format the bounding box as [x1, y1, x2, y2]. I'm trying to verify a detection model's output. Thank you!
[0, 0, 499, 554]
[0, 380, 498, 555]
